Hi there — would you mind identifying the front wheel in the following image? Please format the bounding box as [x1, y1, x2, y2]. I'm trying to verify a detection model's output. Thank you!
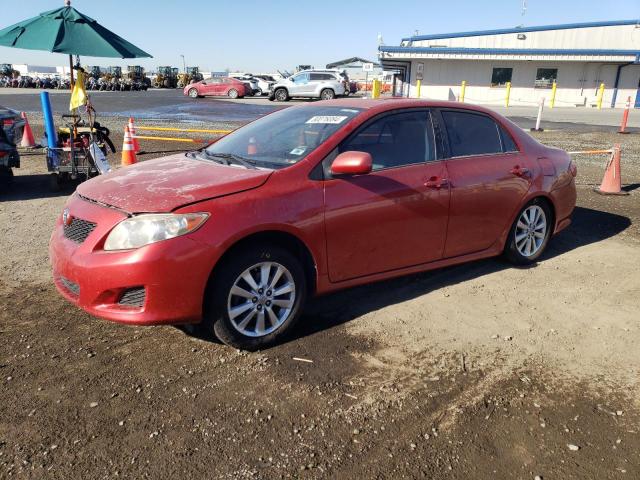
[274, 88, 289, 102]
[204, 245, 307, 350]
[320, 88, 335, 100]
[228, 88, 239, 99]
[504, 200, 552, 265]
[188, 88, 199, 98]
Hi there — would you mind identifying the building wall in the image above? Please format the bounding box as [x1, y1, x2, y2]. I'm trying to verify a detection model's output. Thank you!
[408, 59, 640, 108]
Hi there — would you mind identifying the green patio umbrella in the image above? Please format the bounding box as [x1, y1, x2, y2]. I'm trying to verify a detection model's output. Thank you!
[0, 0, 151, 86]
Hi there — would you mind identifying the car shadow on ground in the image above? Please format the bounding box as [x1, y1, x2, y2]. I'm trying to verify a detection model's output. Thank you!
[286, 206, 631, 345]
[0, 173, 77, 201]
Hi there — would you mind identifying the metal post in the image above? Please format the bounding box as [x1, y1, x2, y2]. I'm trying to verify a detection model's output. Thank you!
[597, 83, 605, 110]
[618, 96, 631, 134]
[460, 80, 466, 102]
[371, 79, 381, 99]
[416, 79, 421, 98]
[550, 81, 557, 108]
[530, 98, 545, 132]
[505, 81, 511, 107]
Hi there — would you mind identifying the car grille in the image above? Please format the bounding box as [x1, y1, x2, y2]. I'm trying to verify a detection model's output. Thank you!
[118, 287, 146, 307]
[59, 276, 80, 297]
[64, 218, 97, 244]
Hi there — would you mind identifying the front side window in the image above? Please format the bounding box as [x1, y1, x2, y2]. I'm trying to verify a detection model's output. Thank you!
[535, 68, 558, 88]
[491, 67, 513, 87]
[340, 111, 435, 170]
[291, 73, 308, 83]
[205, 106, 362, 168]
[441, 110, 502, 157]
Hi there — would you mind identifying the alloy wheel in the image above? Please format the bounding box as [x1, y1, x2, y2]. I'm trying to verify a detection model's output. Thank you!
[515, 205, 547, 257]
[227, 261, 296, 337]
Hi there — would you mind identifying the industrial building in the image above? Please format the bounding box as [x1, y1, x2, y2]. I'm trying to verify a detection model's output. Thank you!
[379, 20, 640, 108]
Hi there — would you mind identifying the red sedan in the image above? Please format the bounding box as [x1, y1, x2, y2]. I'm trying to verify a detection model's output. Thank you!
[50, 100, 576, 350]
[183, 77, 249, 99]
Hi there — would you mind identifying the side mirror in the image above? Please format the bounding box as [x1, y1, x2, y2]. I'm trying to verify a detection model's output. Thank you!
[330, 151, 373, 176]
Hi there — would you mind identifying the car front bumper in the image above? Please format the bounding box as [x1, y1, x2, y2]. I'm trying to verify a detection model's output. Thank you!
[49, 195, 220, 326]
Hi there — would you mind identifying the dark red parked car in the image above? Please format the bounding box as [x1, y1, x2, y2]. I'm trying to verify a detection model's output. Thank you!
[183, 77, 249, 99]
[50, 100, 577, 350]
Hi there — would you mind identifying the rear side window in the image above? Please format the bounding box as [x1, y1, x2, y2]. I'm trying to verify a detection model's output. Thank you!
[499, 125, 518, 152]
[340, 111, 435, 170]
[441, 110, 503, 157]
[310, 73, 336, 81]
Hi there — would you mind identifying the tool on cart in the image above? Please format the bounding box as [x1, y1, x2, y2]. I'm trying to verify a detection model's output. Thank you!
[46, 107, 116, 191]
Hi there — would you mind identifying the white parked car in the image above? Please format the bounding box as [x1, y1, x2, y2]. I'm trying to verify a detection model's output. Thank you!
[268, 70, 347, 101]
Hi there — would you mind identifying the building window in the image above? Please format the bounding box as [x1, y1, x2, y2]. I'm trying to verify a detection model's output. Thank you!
[491, 68, 513, 87]
[535, 68, 558, 88]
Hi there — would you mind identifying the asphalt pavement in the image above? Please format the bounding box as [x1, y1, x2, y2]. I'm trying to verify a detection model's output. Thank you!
[1, 88, 638, 131]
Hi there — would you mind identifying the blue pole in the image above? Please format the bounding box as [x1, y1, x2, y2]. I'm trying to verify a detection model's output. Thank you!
[40, 91, 58, 169]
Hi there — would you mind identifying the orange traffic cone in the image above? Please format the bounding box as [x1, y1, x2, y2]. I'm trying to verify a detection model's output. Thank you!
[121, 125, 137, 166]
[594, 145, 628, 195]
[247, 137, 257, 155]
[128, 117, 140, 153]
[20, 112, 36, 148]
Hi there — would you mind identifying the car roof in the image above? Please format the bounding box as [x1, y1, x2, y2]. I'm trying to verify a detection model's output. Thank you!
[304, 98, 503, 116]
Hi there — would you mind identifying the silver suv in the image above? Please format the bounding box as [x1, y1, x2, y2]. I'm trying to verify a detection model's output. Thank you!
[269, 70, 347, 101]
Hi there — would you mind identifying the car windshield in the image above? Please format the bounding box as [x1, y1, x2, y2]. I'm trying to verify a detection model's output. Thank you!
[204, 106, 363, 168]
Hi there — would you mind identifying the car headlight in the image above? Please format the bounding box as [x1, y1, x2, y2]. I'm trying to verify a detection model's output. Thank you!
[104, 213, 209, 251]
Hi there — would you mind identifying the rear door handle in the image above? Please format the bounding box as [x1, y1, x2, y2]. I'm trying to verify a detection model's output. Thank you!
[510, 166, 530, 177]
[425, 177, 449, 189]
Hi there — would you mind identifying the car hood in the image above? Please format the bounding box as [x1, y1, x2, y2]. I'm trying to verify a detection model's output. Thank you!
[77, 154, 273, 213]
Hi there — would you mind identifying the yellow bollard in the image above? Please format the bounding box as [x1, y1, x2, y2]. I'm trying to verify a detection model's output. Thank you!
[505, 81, 511, 107]
[416, 79, 422, 98]
[550, 81, 557, 108]
[597, 82, 605, 109]
[371, 79, 381, 99]
[460, 80, 466, 102]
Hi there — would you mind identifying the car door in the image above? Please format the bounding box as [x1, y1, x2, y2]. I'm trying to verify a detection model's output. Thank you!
[203, 77, 222, 96]
[289, 73, 311, 96]
[323, 109, 450, 282]
[437, 109, 533, 258]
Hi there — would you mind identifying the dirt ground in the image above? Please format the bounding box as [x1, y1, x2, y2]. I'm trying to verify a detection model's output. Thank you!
[1, 119, 639, 479]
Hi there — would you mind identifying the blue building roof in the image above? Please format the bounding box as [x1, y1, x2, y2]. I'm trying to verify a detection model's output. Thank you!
[378, 46, 640, 60]
[401, 19, 639, 43]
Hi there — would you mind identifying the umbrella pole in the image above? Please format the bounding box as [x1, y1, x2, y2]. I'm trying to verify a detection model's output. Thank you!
[69, 54, 74, 89]
[68, 53, 78, 178]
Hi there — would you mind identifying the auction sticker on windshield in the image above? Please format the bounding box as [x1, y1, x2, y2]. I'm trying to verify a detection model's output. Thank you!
[306, 115, 348, 124]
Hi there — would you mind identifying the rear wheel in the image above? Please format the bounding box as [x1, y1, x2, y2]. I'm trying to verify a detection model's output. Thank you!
[274, 88, 289, 102]
[188, 88, 199, 98]
[505, 199, 552, 265]
[320, 88, 335, 100]
[204, 245, 307, 350]
[228, 88, 239, 99]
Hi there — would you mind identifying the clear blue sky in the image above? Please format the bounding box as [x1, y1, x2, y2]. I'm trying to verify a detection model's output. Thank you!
[1, 0, 638, 73]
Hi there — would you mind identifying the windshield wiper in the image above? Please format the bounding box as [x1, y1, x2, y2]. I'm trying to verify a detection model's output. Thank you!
[206, 152, 258, 170]
[185, 150, 227, 166]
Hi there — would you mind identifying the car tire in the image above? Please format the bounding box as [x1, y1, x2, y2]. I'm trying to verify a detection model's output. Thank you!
[228, 89, 239, 99]
[204, 245, 307, 351]
[504, 199, 552, 265]
[274, 88, 289, 102]
[320, 88, 335, 100]
[188, 88, 199, 98]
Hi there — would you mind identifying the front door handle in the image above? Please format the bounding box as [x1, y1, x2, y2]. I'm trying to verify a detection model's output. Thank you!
[510, 166, 530, 177]
[425, 176, 449, 189]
